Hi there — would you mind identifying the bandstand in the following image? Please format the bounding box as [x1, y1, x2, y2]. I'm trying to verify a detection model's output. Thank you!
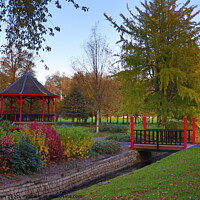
[0, 73, 59, 123]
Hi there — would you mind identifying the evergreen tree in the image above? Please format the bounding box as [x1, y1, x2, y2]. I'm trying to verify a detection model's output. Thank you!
[62, 87, 88, 124]
[105, 0, 200, 123]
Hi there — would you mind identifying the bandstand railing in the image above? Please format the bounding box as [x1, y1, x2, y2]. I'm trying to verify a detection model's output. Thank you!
[0, 113, 54, 122]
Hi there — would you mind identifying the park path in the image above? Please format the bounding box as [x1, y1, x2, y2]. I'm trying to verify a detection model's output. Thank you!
[93, 137, 200, 148]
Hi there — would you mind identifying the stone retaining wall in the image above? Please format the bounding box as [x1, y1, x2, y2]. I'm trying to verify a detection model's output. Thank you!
[0, 150, 141, 200]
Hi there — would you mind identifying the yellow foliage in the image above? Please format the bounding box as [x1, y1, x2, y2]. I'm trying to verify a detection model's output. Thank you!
[19, 125, 49, 164]
[57, 127, 94, 159]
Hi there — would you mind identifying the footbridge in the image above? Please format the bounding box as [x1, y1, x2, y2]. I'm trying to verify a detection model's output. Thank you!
[130, 116, 196, 151]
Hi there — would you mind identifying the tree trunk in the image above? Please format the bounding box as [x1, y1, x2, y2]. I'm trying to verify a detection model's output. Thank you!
[96, 110, 100, 133]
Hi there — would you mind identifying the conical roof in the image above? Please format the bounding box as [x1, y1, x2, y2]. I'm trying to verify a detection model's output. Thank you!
[0, 72, 59, 97]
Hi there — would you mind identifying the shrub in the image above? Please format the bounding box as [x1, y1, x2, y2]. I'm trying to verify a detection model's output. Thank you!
[105, 134, 130, 142]
[57, 127, 94, 159]
[0, 133, 16, 174]
[89, 140, 121, 156]
[0, 120, 12, 133]
[8, 140, 42, 175]
[28, 123, 65, 162]
[165, 121, 184, 130]
[15, 125, 49, 164]
[98, 124, 127, 134]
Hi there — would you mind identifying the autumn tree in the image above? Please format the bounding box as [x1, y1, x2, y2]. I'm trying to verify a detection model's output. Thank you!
[45, 72, 71, 120]
[72, 25, 113, 133]
[105, 0, 200, 123]
[0, 47, 36, 89]
[99, 77, 122, 118]
[45, 71, 71, 99]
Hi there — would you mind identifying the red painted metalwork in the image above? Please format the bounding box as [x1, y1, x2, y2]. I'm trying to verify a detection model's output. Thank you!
[192, 117, 196, 144]
[9, 99, 13, 117]
[30, 101, 33, 121]
[184, 116, 187, 149]
[14, 113, 17, 121]
[0, 73, 59, 122]
[0, 98, 4, 118]
[42, 98, 46, 122]
[53, 98, 56, 121]
[143, 116, 147, 143]
[130, 116, 134, 150]
[20, 96, 23, 122]
[47, 99, 50, 121]
[0, 94, 58, 97]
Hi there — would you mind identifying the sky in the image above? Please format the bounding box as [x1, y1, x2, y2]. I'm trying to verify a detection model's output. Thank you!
[33, 0, 200, 83]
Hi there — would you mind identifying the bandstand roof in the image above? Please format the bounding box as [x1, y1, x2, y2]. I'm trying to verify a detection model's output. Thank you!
[0, 72, 59, 97]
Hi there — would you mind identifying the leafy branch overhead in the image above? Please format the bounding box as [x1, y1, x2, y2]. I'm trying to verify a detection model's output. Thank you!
[104, 0, 200, 122]
[0, 0, 88, 53]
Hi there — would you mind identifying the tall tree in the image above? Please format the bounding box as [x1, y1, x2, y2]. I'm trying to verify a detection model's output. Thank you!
[0, 47, 35, 85]
[72, 25, 112, 133]
[0, 0, 88, 54]
[45, 72, 71, 99]
[105, 0, 200, 123]
[45, 72, 71, 120]
[62, 87, 88, 125]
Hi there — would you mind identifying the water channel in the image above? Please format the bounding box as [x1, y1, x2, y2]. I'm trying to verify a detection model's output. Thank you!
[50, 151, 172, 200]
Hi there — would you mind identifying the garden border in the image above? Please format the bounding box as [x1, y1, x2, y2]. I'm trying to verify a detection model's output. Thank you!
[1, 150, 142, 200]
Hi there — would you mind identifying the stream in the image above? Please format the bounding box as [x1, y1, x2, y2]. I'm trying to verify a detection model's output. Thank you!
[50, 151, 172, 200]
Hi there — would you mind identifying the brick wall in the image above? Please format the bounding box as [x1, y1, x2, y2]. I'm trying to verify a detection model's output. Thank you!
[0, 150, 141, 200]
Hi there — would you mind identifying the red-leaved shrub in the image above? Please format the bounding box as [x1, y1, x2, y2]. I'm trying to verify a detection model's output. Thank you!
[28, 122, 65, 162]
[0, 133, 16, 173]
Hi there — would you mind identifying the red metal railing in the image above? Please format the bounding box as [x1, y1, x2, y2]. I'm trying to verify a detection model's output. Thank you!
[130, 116, 196, 150]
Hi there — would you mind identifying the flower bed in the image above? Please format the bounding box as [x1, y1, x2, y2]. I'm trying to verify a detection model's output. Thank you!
[0, 121, 95, 175]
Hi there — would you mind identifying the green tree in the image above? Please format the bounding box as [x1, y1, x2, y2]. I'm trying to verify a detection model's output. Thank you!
[0, 0, 88, 53]
[105, 0, 200, 123]
[62, 87, 88, 125]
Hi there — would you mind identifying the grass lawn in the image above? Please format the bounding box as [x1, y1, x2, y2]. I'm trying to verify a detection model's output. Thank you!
[63, 148, 200, 200]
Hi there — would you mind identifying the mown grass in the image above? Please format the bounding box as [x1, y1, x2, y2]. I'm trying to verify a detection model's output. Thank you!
[56, 117, 159, 125]
[62, 148, 200, 200]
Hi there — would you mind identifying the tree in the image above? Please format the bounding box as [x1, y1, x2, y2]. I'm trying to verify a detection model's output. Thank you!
[45, 72, 71, 99]
[0, 47, 36, 86]
[0, 0, 88, 53]
[45, 72, 71, 120]
[99, 77, 122, 118]
[105, 0, 200, 123]
[62, 87, 88, 125]
[72, 25, 113, 133]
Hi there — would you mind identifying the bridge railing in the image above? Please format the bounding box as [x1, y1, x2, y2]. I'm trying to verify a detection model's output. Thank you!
[134, 129, 192, 145]
[130, 116, 196, 150]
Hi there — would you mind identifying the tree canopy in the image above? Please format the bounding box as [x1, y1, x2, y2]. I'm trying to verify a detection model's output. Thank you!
[0, 0, 88, 53]
[105, 0, 200, 123]
[62, 87, 88, 124]
[0, 47, 36, 90]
